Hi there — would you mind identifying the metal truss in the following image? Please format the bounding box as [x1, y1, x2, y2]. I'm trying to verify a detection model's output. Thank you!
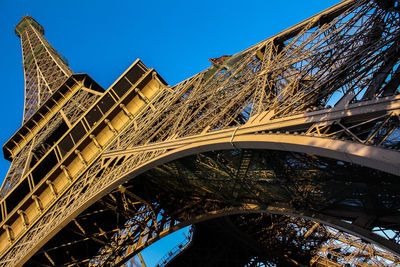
[16, 16, 73, 122]
[1, 0, 400, 266]
[0, 17, 104, 199]
[0, 76, 103, 199]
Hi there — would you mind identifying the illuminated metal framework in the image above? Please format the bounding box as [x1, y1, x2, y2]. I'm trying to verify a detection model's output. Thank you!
[0, 16, 104, 200]
[0, 0, 400, 266]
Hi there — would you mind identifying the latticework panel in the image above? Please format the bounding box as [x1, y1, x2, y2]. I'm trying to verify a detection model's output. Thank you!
[0, 86, 101, 199]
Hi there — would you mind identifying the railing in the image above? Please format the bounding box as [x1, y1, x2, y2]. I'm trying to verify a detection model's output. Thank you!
[155, 227, 194, 267]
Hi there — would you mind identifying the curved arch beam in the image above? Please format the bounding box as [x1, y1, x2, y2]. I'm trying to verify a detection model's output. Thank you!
[15, 133, 400, 266]
[107, 132, 400, 178]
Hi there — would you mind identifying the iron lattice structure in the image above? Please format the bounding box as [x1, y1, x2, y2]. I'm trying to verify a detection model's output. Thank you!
[15, 17, 73, 122]
[0, 17, 103, 200]
[0, 0, 400, 266]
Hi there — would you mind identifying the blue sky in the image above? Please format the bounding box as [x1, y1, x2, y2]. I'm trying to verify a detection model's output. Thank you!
[0, 0, 341, 265]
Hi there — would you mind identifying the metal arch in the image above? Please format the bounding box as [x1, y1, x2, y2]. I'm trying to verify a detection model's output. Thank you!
[59, 134, 400, 264]
[104, 132, 400, 178]
[112, 203, 400, 266]
[4, 130, 398, 266]
[90, 134, 400, 265]
[4, 136, 398, 266]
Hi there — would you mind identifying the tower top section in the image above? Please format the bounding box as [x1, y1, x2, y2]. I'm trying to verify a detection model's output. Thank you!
[14, 15, 73, 123]
[15, 16, 44, 37]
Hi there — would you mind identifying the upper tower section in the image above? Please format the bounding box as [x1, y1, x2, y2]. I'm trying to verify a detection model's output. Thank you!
[15, 16, 73, 122]
[15, 16, 44, 37]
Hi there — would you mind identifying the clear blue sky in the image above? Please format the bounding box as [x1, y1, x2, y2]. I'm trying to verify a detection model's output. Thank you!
[0, 0, 341, 265]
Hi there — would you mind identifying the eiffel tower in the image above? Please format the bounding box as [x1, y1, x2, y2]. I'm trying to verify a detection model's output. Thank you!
[1, 0, 400, 266]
